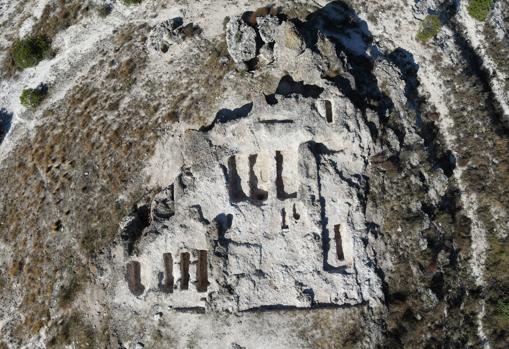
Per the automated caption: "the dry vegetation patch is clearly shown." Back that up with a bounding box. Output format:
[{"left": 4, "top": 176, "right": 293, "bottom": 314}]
[
  {"left": 0, "top": 25, "right": 236, "bottom": 344},
  {"left": 435, "top": 35, "right": 509, "bottom": 346}
]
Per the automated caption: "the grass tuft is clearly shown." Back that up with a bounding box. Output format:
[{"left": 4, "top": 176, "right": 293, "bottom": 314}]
[
  {"left": 121, "top": 0, "right": 142, "bottom": 6},
  {"left": 97, "top": 4, "right": 112, "bottom": 17}
]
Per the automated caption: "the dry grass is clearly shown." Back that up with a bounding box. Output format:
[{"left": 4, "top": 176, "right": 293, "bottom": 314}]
[
  {"left": 0, "top": 25, "right": 235, "bottom": 344},
  {"left": 46, "top": 311, "right": 97, "bottom": 349},
  {"left": 297, "top": 308, "right": 364, "bottom": 349},
  {"left": 32, "top": 0, "right": 91, "bottom": 40},
  {"left": 435, "top": 38, "right": 509, "bottom": 346}
]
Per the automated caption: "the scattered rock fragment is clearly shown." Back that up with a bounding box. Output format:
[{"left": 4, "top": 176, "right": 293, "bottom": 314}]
[
  {"left": 147, "top": 17, "right": 201, "bottom": 53},
  {"left": 0, "top": 108, "right": 13, "bottom": 144},
  {"left": 151, "top": 185, "right": 175, "bottom": 222}
]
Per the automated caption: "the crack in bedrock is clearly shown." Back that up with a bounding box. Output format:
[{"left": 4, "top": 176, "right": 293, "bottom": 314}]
[{"left": 240, "top": 301, "right": 368, "bottom": 313}]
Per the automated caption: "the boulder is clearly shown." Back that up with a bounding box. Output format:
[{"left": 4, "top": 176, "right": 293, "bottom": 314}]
[{"left": 225, "top": 16, "right": 257, "bottom": 63}]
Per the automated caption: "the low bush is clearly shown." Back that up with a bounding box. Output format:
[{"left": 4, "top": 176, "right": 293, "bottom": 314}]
[
  {"left": 498, "top": 300, "right": 509, "bottom": 319},
  {"left": 416, "top": 15, "right": 442, "bottom": 43},
  {"left": 468, "top": 0, "right": 494, "bottom": 21},
  {"left": 20, "top": 85, "right": 48, "bottom": 108},
  {"left": 97, "top": 4, "right": 112, "bottom": 17},
  {"left": 122, "top": 0, "right": 142, "bottom": 5},
  {"left": 11, "top": 35, "right": 51, "bottom": 69}
]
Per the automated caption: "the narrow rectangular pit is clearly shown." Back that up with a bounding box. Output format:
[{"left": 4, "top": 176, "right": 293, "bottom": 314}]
[
  {"left": 275, "top": 151, "right": 297, "bottom": 200},
  {"left": 180, "top": 252, "right": 190, "bottom": 290},
  {"left": 226, "top": 156, "right": 247, "bottom": 202},
  {"left": 334, "top": 225, "right": 345, "bottom": 261},
  {"left": 126, "top": 261, "right": 145, "bottom": 296},
  {"left": 281, "top": 208, "right": 289, "bottom": 230},
  {"left": 293, "top": 203, "right": 300, "bottom": 220},
  {"left": 324, "top": 100, "right": 333, "bottom": 123},
  {"left": 162, "top": 253, "right": 174, "bottom": 293},
  {"left": 196, "top": 250, "right": 208, "bottom": 292}
]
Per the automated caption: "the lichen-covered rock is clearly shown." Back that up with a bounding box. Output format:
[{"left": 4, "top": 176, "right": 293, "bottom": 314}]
[
  {"left": 257, "top": 15, "right": 279, "bottom": 43},
  {"left": 148, "top": 17, "right": 184, "bottom": 53},
  {"left": 225, "top": 16, "right": 257, "bottom": 63},
  {"left": 257, "top": 44, "right": 274, "bottom": 66}
]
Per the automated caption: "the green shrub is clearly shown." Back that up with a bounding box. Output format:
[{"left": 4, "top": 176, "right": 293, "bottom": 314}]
[
  {"left": 97, "top": 4, "right": 112, "bottom": 17},
  {"left": 468, "top": 0, "right": 494, "bottom": 21},
  {"left": 121, "top": 0, "right": 142, "bottom": 5},
  {"left": 498, "top": 300, "right": 509, "bottom": 319},
  {"left": 11, "top": 35, "right": 51, "bottom": 69},
  {"left": 20, "top": 86, "right": 47, "bottom": 108},
  {"left": 416, "top": 15, "right": 442, "bottom": 43}
]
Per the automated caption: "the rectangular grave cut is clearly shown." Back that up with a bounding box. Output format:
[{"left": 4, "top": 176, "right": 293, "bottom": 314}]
[
  {"left": 196, "top": 250, "right": 208, "bottom": 292},
  {"left": 162, "top": 253, "right": 174, "bottom": 293},
  {"left": 325, "top": 100, "right": 333, "bottom": 123},
  {"left": 126, "top": 261, "right": 145, "bottom": 296},
  {"left": 180, "top": 252, "right": 190, "bottom": 290},
  {"left": 334, "top": 224, "right": 345, "bottom": 261}
]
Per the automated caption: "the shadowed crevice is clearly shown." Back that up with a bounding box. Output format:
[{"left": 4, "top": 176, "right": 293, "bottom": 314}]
[
  {"left": 200, "top": 102, "right": 253, "bottom": 132},
  {"left": 0, "top": 108, "right": 13, "bottom": 145}
]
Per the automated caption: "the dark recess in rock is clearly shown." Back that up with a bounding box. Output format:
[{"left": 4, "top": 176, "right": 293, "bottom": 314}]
[
  {"left": 0, "top": 108, "right": 12, "bottom": 144},
  {"left": 120, "top": 204, "right": 151, "bottom": 256}
]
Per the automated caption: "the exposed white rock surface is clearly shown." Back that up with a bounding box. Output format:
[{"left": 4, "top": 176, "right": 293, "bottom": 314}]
[
  {"left": 115, "top": 94, "right": 381, "bottom": 311},
  {"left": 116, "top": 12, "right": 384, "bottom": 318}
]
